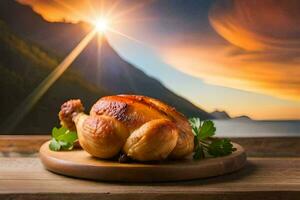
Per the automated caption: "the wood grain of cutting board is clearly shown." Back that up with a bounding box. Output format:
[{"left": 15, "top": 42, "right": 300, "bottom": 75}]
[{"left": 39, "top": 141, "right": 246, "bottom": 182}]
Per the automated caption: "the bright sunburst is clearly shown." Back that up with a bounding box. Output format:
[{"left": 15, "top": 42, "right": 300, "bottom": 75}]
[{"left": 94, "top": 18, "right": 109, "bottom": 33}]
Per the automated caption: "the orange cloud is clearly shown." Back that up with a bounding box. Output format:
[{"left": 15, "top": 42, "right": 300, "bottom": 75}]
[
  {"left": 162, "top": 43, "right": 300, "bottom": 101},
  {"left": 162, "top": 0, "right": 300, "bottom": 102},
  {"left": 18, "top": 0, "right": 85, "bottom": 23},
  {"left": 209, "top": 0, "right": 300, "bottom": 52},
  {"left": 17, "top": 0, "right": 123, "bottom": 23}
]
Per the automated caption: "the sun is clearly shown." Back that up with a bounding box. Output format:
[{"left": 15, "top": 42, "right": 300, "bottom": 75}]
[{"left": 94, "top": 18, "right": 109, "bottom": 33}]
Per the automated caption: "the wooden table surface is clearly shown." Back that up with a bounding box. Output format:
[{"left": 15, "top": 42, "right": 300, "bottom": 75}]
[
  {"left": 1, "top": 157, "right": 300, "bottom": 200},
  {"left": 1, "top": 135, "right": 300, "bottom": 200}
]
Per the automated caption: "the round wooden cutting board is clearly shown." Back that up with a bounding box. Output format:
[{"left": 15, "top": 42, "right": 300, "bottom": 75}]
[{"left": 40, "top": 141, "right": 246, "bottom": 182}]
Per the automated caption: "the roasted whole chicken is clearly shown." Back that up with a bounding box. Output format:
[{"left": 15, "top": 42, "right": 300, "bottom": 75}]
[{"left": 59, "top": 95, "right": 194, "bottom": 161}]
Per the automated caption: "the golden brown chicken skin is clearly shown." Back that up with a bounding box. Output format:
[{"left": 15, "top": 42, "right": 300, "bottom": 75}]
[{"left": 59, "top": 95, "right": 194, "bottom": 161}]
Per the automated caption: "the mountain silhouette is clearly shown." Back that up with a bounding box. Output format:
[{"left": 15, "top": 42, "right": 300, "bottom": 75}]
[{"left": 0, "top": 0, "right": 212, "bottom": 133}]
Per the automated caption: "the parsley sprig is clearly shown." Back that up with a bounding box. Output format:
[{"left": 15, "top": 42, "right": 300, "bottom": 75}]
[
  {"left": 189, "top": 118, "right": 236, "bottom": 159},
  {"left": 49, "top": 126, "right": 78, "bottom": 151}
]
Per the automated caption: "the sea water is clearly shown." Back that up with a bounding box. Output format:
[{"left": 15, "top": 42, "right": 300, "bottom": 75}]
[{"left": 214, "top": 119, "right": 300, "bottom": 137}]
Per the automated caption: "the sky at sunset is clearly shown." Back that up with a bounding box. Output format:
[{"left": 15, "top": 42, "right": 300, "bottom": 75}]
[{"left": 17, "top": 0, "right": 300, "bottom": 120}]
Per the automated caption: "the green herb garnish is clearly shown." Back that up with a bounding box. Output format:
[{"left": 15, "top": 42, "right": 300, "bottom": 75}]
[
  {"left": 49, "top": 126, "right": 78, "bottom": 151},
  {"left": 189, "top": 118, "right": 236, "bottom": 160}
]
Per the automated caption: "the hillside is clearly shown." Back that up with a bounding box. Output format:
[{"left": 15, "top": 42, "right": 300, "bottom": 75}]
[{"left": 0, "top": 20, "right": 110, "bottom": 133}]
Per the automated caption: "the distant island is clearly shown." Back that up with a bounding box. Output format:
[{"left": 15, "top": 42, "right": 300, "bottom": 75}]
[
  {"left": 211, "top": 110, "right": 252, "bottom": 120},
  {"left": 232, "top": 115, "right": 252, "bottom": 120}
]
